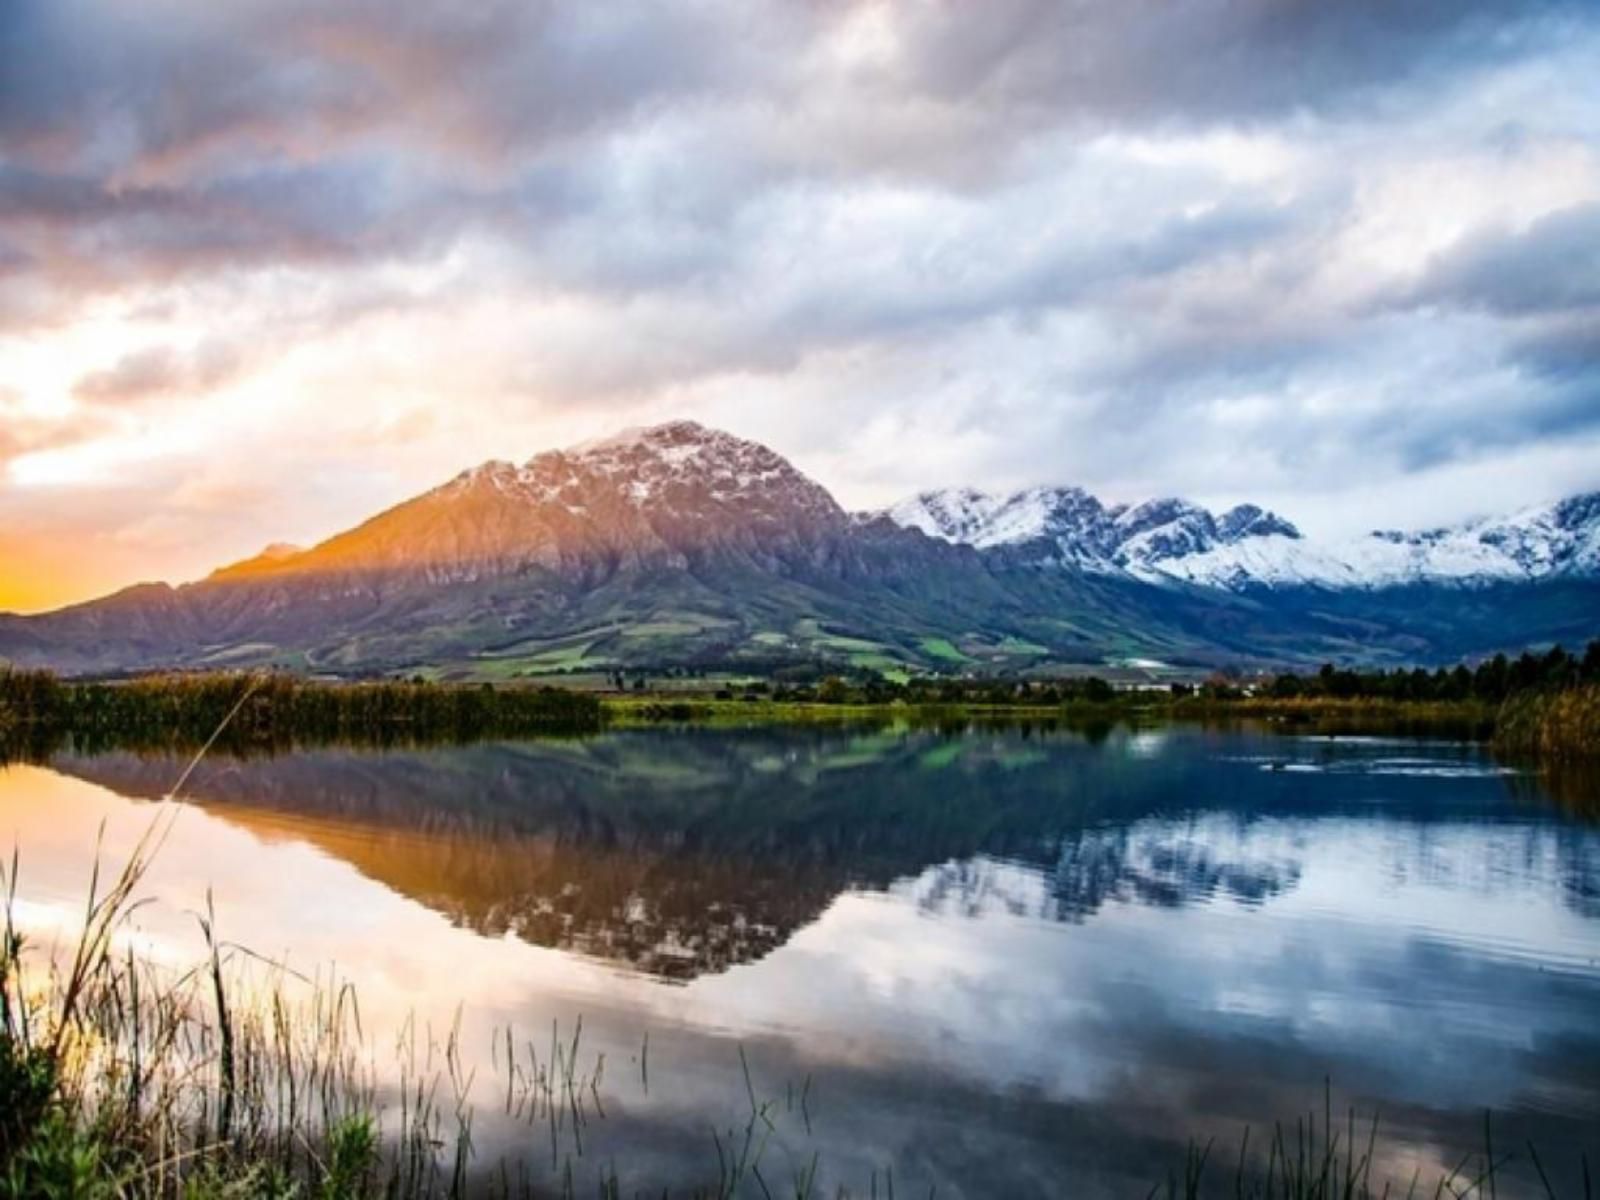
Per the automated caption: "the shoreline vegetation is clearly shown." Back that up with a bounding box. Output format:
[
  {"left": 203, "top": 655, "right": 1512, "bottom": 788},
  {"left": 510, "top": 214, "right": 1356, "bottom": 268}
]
[
  {"left": 0, "top": 673, "right": 605, "bottom": 760},
  {"left": 1, "top": 640, "right": 1596, "bottom": 761}
]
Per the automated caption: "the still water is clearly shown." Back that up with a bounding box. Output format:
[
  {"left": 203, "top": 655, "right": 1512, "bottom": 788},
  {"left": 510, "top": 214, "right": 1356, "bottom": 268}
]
[{"left": 3, "top": 724, "right": 1597, "bottom": 1196}]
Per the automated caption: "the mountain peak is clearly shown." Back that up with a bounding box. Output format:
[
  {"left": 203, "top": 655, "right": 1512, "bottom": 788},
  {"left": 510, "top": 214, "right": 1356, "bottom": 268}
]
[
  {"left": 885, "top": 485, "right": 1113, "bottom": 557},
  {"left": 883, "top": 478, "right": 1600, "bottom": 592},
  {"left": 564, "top": 419, "right": 715, "bottom": 457},
  {"left": 531, "top": 421, "right": 844, "bottom": 523},
  {"left": 213, "top": 421, "right": 848, "bottom": 583},
  {"left": 1218, "top": 504, "right": 1302, "bottom": 542}
]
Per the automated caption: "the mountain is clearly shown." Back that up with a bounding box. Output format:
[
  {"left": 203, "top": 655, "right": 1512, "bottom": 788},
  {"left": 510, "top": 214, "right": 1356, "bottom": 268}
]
[
  {"left": 888, "top": 487, "right": 1305, "bottom": 579},
  {"left": 887, "top": 486, "right": 1600, "bottom": 591},
  {"left": 211, "top": 422, "right": 850, "bottom": 585},
  {"left": 3, "top": 421, "right": 1598, "bottom": 677}
]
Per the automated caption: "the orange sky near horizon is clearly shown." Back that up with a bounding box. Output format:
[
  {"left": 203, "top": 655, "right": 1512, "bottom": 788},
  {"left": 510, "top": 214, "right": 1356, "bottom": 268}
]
[
  {"left": 0, "top": 530, "right": 146, "bottom": 615},
  {"left": 1, "top": 549, "right": 90, "bottom": 615}
]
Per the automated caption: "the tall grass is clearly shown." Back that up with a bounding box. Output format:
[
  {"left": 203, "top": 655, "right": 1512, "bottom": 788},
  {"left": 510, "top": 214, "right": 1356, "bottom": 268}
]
[
  {"left": 1495, "top": 684, "right": 1600, "bottom": 760},
  {"left": 1164, "top": 1086, "right": 1594, "bottom": 1200},
  {"left": 0, "top": 671, "right": 603, "bottom": 763},
  {"left": 0, "top": 842, "right": 848, "bottom": 1198},
  {"left": 0, "top": 833, "right": 637, "bottom": 1197}
]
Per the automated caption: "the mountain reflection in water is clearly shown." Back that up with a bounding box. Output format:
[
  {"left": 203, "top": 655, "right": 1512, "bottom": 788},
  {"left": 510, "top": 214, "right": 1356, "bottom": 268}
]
[
  {"left": 13, "top": 723, "right": 1598, "bottom": 1197},
  {"left": 54, "top": 726, "right": 1596, "bottom": 981}
]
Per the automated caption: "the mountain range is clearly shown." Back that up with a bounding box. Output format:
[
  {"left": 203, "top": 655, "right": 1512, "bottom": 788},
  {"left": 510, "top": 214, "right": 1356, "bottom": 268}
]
[
  {"left": 3, "top": 421, "right": 1598, "bottom": 678},
  {"left": 887, "top": 486, "right": 1600, "bottom": 590}
]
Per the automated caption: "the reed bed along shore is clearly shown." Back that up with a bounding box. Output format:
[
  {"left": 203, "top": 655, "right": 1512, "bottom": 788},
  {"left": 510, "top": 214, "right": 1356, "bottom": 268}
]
[
  {"left": 0, "top": 820, "right": 817, "bottom": 1200},
  {"left": 0, "top": 672, "right": 603, "bottom": 761},
  {"left": 1494, "top": 684, "right": 1600, "bottom": 761}
]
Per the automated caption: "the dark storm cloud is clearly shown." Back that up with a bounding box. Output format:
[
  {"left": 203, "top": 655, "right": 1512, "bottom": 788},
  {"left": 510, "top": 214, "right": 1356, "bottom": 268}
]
[
  {"left": 0, "top": 0, "right": 747, "bottom": 316},
  {"left": 4, "top": 0, "right": 1569, "bottom": 178},
  {"left": 1515, "top": 320, "right": 1600, "bottom": 381},
  {"left": 1394, "top": 203, "right": 1600, "bottom": 415},
  {"left": 0, "top": 0, "right": 733, "bottom": 177}
]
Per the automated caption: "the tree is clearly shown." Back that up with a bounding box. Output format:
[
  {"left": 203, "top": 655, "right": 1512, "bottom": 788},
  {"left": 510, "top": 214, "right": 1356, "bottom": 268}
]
[
  {"left": 1082, "top": 677, "right": 1115, "bottom": 703},
  {"left": 816, "top": 677, "right": 851, "bottom": 704}
]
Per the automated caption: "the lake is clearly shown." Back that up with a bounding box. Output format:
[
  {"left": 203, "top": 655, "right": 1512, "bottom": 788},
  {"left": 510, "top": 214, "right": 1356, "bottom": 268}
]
[{"left": 2, "top": 722, "right": 1597, "bottom": 1197}]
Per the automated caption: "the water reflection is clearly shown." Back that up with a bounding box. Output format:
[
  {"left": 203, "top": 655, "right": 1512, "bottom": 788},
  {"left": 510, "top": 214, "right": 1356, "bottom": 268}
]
[
  {"left": 4, "top": 724, "right": 1598, "bottom": 1197},
  {"left": 52, "top": 728, "right": 1598, "bottom": 982}
]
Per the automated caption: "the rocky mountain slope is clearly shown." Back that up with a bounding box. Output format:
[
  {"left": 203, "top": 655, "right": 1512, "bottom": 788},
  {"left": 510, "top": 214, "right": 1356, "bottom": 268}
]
[
  {"left": 214, "top": 422, "right": 850, "bottom": 586},
  {"left": 3, "top": 422, "right": 1598, "bottom": 677}
]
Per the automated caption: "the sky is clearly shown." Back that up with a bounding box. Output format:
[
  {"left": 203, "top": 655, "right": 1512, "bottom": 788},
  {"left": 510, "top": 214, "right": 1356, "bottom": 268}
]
[{"left": 2, "top": 0, "right": 1599, "bottom": 613}]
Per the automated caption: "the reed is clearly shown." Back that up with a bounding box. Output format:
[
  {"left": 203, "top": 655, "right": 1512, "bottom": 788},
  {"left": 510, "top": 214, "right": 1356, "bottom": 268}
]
[
  {"left": 0, "top": 670, "right": 603, "bottom": 762},
  {"left": 1494, "top": 684, "right": 1600, "bottom": 760},
  {"left": 0, "top": 837, "right": 635, "bottom": 1198},
  {"left": 1168, "top": 1090, "right": 1594, "bottom": 1200}
]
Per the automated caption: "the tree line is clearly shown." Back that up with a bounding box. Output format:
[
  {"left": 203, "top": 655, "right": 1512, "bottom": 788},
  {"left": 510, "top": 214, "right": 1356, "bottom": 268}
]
[
  {"left": 699, "top": 642, "right": 1600, "bottom": 709},
  {"left": 1252, "top": 641, "right": 1600, "bottom": 704}
]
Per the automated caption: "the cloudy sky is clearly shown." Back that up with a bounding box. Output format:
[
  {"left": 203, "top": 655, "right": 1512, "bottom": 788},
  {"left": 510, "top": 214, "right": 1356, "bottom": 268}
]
[{"left": 2, "top": 0, "right": 1598, "bottom": 612}]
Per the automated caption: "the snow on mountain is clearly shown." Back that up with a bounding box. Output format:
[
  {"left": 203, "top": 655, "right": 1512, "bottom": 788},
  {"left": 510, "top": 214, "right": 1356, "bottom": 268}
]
[
  {"left": 886, "top": 486, "right": 1115, "bottom": 565},
  {"left": 1164, "top": 493, "right": 1600, "bottom": 589},
  {"left": 216, "top": 421, "right": 850, "bottom": 583},
  {"left": 440, "top": 420, "right": 844, "bottom": 526},
  {"left": 883, "top": 486, "right": 1600, "bottom": 591},
  {"left": 1108, "top": 497, "right": 1299, "bottom": 574},
  {"left": 887, "top": 487, "right": 1303, "bottom": 579}
]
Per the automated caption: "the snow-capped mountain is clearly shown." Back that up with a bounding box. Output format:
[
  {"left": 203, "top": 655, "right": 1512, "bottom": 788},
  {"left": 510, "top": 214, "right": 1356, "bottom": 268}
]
[
  {"left": 886, "top": 488, "right": 1305, "bottom": 580},
  {"left": 886, "top": 486, "right": 1122, "bottom": 566},
  {"left": 885, "top": 487, "right": 1600, "bottom": 591},
  {"left": 213, "top": 421, "right": 847, "bottom": 583}
]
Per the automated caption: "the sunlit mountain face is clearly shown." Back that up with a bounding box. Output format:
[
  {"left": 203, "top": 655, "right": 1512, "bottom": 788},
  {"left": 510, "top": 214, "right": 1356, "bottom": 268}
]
[
  {"left": 212, "top": 423, "right": 850, "bottom": 583},
  {"left": 2, "top": 422, "right": 1599, "bottom": 676}
]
